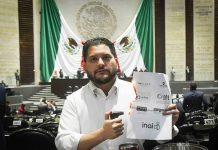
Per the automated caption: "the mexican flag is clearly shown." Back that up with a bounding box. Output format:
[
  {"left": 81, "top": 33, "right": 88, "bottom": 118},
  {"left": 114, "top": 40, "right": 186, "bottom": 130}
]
[{"left": 40, "top": 0, "right": 153, "bottom": 82}]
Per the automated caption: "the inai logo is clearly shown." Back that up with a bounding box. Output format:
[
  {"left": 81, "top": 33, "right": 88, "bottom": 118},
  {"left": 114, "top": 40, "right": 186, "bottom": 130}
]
[{"left": 142, "top": 122, "right": 160, "bottom": 130}]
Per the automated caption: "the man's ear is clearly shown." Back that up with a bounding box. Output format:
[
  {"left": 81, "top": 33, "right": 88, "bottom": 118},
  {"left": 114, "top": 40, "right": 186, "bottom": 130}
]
[
  {"left": 115, "top": 57, "right": 118, "bottom": 64},
  {"left": 83, "top": 63, "right": 87, "bottom": 73},
  {"left": 114, "top": 57, "right": 120, "bottom": 71}
]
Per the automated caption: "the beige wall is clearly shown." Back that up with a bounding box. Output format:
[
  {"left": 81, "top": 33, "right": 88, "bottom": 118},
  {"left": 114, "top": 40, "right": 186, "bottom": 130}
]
[
  {"left": 165, "top": 0, "right": 186, "bottom": 81},
  {"left": 0, "top": 0, "right": 216, "bottom": 85},
  {"left": 33, "top": 0, "right": 41, "bottom": 85},
  {"left": 0, "top": 0, "right": 19, "bottom": 86}
]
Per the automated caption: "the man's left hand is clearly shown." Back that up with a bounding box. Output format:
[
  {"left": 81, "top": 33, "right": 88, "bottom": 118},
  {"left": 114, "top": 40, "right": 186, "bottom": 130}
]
[{"left": 162, "top": 104, "right": 179, "bottom": 126}]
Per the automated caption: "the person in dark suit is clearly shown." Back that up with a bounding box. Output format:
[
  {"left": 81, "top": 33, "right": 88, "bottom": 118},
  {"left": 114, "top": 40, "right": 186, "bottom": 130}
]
[
  {"left": 0, "top": 85, "right": 6, "bottom": 150},
  {"left": 0, "top": 85, "right": 6, "bottom": 116},
  {"left": 77, "top": 68, "right": 84, "bottom": 79},
  {"left": 59, "top": 69, "right": 64, "bottom": 79},
  {"left": 186, "top": 66, "right": 191, "bottom": 81},
  {"left": 183, "top": 82, "right": 208, "bottom": 113},
  {"left": 213, "top": 92, "right": 218, "bottom": 115}
]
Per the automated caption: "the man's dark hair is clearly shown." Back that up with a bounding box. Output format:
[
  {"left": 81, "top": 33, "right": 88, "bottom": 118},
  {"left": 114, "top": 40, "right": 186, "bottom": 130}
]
[
  {"left": 82, "top": 37, "right": 116, "bottom": 62},
  {"left": 190, "top": 82, "right": 197, "bottom": 91}
]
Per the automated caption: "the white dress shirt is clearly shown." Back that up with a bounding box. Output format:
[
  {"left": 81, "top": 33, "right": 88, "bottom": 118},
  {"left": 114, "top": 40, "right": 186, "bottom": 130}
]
[{"left": 55, "top": 78, "right": 178, "bottom": 150}]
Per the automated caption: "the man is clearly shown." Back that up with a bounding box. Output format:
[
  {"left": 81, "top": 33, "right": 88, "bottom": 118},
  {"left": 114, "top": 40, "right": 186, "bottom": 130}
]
[
  {"left": 170, "top": 67, "right": 175, "bottom": 81},
  {"left": 0, "top": 80, "right": 7, "bottom": 87},
  {"left": 14, "top": 69, "right": 20, "bottom": 86},
  {"left": 47, "top": 99, "right": 57, "bottom": 112},
  {"left": 38, "top": 97, "right": 49, "bottom": 114},
  {"left": 59, "top": 69, "right": 64, "bottom": 79},
  {"left": 186, "top": 66, "right": 191, "bottom": 81},
  {"left": 55, "top": 37, "right": 179, "bottom": 150},
  {"left": 183, "top": 82, "right": 208, "bottom": 113},
  {"left": 77, "top": 67, "right": 84, "bottom": 79},
  {"left": 0, "top": 84, "right": 6, "bottom": 119}
]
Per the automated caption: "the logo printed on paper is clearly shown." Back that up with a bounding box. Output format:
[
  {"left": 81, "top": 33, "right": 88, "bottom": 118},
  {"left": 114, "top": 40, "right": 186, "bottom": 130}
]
[
  {"left": 157, "top": 94, "right": 170, "bottom": 101},
  {"left": 142, "top": 122, "right": 160, "bottom": 130},
  {"left": 137, "top": 82, "right": 151, "bottom": 86},
  {"left": 136, "top": 106, "right": 147, "bottom": 111},
  {"left": 160, "top": 82, "right": 167, "bottom": 88},
  {"left": 136, "top": 95, "right": 149, "bottom": 99}
]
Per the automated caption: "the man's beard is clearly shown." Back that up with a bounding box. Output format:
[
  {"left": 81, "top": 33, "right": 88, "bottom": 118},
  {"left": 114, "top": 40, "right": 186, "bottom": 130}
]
[{"left": 87, "top": 68, "right": 117, "bottom": 85}]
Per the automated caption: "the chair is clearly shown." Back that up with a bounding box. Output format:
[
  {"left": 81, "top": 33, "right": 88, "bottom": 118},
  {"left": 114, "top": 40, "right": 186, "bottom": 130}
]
[
  {"left": 209, "top": 125, "right": 218, "bottom": 150},
  {"left": 37, "top": 122, "right": 59, "bottom": 136},
  {"left": 3, "top": 116, "right": 29, "bottom": 132},
  {"left": 0, "top": 119, "right": 6, "bottom": 150},
  {"left": 7, "top": 128, "right": 57, "bottom": 150}
]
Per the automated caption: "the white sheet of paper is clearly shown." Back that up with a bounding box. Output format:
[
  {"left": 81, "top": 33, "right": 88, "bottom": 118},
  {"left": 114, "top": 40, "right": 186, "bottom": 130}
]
[{"left": 127, "top": 72, "right": 172, "bottom": 140}]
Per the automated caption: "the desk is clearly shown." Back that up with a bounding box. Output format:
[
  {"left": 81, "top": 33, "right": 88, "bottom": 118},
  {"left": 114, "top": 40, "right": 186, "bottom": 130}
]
[
  {"left": 51, "top": 78, "right": 132, "bottom": 99},
  {"left": 51, "top": 78, "right": 89, "bottom": 99}
]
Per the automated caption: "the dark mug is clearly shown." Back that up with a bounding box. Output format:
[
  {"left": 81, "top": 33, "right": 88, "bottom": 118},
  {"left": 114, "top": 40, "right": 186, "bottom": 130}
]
[
  {"left": 119, "top": 143, "right": 140, "bottom": 150},
  {"left": 110, "top": 111, "right": 124, "bottom": 119}
]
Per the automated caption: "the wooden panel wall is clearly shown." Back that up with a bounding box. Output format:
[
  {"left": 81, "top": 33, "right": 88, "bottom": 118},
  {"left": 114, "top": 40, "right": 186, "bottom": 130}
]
[
  {"left": 18, "top": 0, "right": 34, "bottom": 84},
  {"left": 185, "top": 0, "right": 194, "bottom": 80},
  {"left": 215, "top": 0, "right": 218, "bottom": 80},
  {"left": 155, "top": 0, "right": 165, "bottom": 73}
]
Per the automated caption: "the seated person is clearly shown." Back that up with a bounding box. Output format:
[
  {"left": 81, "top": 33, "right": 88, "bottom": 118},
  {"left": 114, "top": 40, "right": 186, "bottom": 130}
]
[
  {"left": 183, "top": 82, "right": 208, "bottom": 113},
  {"left": 52, "top": 70, "right": 58, "bottom": 79},
  {"left": 38, "top": 97, "right": 49, "bottom": 114},
  {"left": 17, "top": 104, "right": 26, "bottom": 115},
  {"left": 47, "top": 99, "right": 57, "bottom": 112}
]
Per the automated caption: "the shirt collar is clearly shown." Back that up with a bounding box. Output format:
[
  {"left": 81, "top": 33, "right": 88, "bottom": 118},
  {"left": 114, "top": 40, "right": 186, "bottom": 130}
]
[{"left": 88, "top": 77, "right": 120, "bottom": 96}]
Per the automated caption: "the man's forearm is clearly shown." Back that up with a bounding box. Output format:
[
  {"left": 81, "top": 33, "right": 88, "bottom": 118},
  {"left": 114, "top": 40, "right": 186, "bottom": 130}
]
[{"left": 77, "top": 128, "right": 106, "bottom": 150}]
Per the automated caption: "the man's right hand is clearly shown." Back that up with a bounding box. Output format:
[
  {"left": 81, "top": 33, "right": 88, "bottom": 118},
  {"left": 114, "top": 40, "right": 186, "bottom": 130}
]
[
  {"left": 77, "top": 112, "right": 124, "bottom": 150},
  {"left": 101, "top": 112, "right": 124, "bottom": 140}
]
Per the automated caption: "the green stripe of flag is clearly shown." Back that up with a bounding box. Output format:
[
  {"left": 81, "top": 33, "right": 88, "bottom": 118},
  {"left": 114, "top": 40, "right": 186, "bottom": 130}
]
[
  {"left": 40, "top": 0, "right": 61, "bottom": 82},
  {"left": 136, "top": 0, "right": 153, "bottom": 71}
]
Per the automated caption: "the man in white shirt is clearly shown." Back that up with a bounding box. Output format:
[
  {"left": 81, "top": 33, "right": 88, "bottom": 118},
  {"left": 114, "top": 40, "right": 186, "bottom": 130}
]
[{"left": 55, "top": 37, "right": 179, "bottom": 150}]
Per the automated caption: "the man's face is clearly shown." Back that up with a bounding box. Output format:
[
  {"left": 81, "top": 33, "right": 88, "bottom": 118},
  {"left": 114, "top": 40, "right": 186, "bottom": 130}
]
[{"left": 84, "top": 44, "right": 118, "bottom": 84}]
